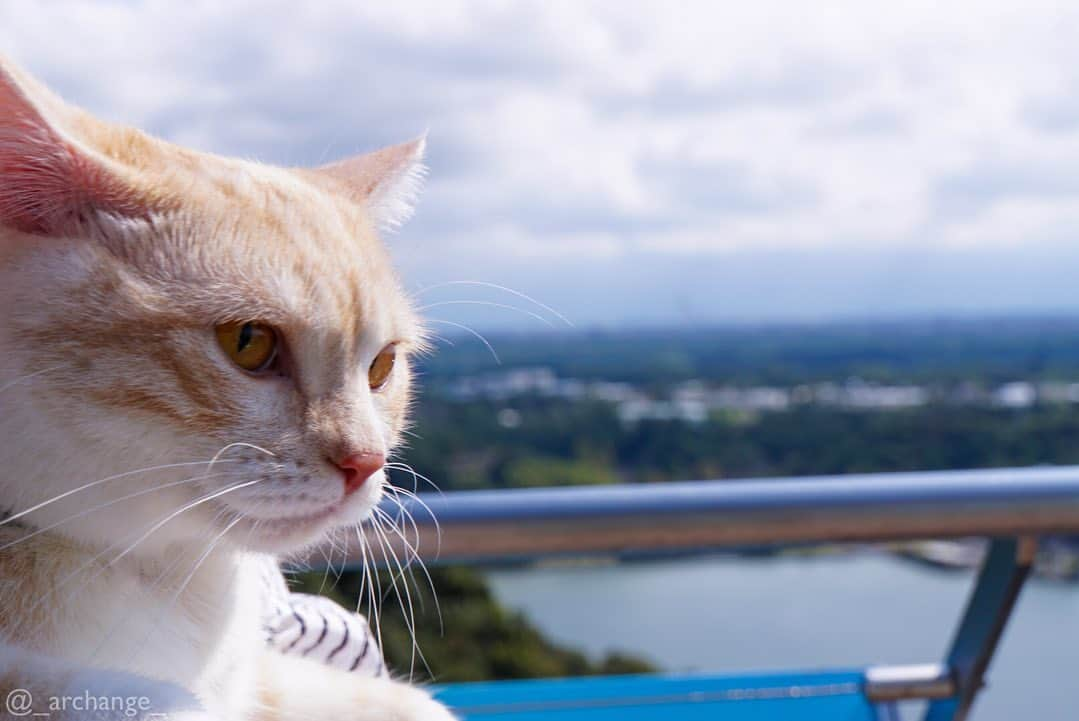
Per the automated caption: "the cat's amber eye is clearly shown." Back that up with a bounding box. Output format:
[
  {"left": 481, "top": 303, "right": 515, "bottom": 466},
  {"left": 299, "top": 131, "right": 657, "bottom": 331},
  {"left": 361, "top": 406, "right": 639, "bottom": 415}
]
[
  {"left": 215, "top": 321, "right": 278, "bottom": 372},
  {"left": 368, "top": 344, "right": 397, "bottom": 390}
]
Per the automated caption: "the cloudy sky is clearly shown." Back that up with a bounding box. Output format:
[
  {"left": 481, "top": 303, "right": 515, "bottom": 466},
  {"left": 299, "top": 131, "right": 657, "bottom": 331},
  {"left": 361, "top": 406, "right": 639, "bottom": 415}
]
[{"left": 4, "top": 1, "right": 1079, "bottom": 329}]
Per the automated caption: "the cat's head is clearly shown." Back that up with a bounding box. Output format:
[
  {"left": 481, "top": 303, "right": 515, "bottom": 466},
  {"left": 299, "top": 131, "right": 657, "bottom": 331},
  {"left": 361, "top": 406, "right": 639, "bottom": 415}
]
[{"left": 0, "top": 57, "right": 427, "bottom": 556}]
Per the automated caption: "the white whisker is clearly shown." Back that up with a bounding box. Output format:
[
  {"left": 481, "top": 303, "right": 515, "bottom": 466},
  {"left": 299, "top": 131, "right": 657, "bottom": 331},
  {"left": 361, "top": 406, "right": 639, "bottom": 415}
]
[
  {"left": 317, "top": 528, "right": 346, "bottom": 596},
  {"left": 106, "top": 478, "right": 263, "bottom": 568},
  {"left": 356, "top": 524, "right": 385, "bottom": 667},
  {"left": 385, "top": 461, "right": 444, "bottom": 495},
  {"left": 382, "top": 482, "right": 443, "bottom": 558},
  {"left": 372, "top": 513, "right": 429, "bottom": 680},
  {"left": 162, "top": 514, "right": 246, "bottom": 612},
  {"left": 374, "top": 504, "right": 442, "bottom": 635},
  {"left": 428, "top": 333, "right": 456, "bottom": 347},
  {"left": 380, "top": 488, "right": 423, "bottom": 551},
  {"left": 413, "top": 280, "right": 573, "bottom": 327},
  {"left": 425, "top": 319, "right": 500, "bottom": 364},
  {"left": 0, "top": 460, "right": 242, "bottom": 529},
  {"left": 0, "top": 471, "right": 233, "bottom": 553},
  {"left": 314, "top": 542, "right": 334, "bottom": 595},
  {"left": 418, "top": 300, "right": 555, "bottom": 327},
  {"left": 0, "top": 365, "right": 65, "bottom": 395},
  {"left": 355, "top": 529, "right": 369, "bottom": 615},
  {"left": 207, "top": 441, "right": 276, "bottom": 469}
]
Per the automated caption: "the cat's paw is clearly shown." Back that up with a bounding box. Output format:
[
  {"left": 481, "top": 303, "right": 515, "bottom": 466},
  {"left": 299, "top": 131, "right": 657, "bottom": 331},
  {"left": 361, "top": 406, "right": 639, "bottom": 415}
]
[
  {"left": 382, "top": 684, "right": 457, "bottom": 721},
  {"left": 261, "top": 652, "right": 457, "bottom": 720},
  {"left": 164, "top": 713, "right": 222, "bottom": 721}
]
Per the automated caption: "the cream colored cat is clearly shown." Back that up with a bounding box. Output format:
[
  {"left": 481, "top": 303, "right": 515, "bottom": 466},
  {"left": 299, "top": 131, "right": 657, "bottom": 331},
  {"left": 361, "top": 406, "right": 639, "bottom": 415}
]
[{"left": 0, "top": 56, "right": 454, "bottom": 720}]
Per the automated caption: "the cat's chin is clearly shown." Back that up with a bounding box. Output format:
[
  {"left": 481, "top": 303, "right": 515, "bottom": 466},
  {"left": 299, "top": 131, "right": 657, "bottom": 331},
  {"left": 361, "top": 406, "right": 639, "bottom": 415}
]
[
  {"left": 238, "top": 505, "right": 345, "bottom": 552},
  {"left": 227, "top": 492, "right": 381, "bottom": 554}
]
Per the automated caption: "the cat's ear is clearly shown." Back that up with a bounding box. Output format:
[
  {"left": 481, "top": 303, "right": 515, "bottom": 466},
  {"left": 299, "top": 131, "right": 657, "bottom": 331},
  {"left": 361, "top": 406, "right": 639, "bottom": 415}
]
[
  {"left": 314, "top": 137, "right": 427, "bottom": 231},
  {"left": 0, "top": 57, "right": 154, "bottom": 235}
]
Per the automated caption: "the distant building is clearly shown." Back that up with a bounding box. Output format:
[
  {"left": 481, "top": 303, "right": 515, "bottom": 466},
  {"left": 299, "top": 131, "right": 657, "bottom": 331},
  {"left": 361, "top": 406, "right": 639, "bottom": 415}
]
[
  {"left": 442, "top": 367, "right": 1061, "bottom": 419},
  {"left": 994, "top": 382, "right": 1036, "bottom": 408}
]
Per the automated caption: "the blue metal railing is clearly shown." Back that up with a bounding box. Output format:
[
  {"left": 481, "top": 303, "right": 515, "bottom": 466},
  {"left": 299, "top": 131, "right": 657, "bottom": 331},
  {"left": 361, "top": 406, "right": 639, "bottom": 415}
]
[
  {"left": 362, "top": 465, "right": 1079, "bottom": 563},
  {"left": 311, "top": 465, "right": 1079, "bottom": 720}
]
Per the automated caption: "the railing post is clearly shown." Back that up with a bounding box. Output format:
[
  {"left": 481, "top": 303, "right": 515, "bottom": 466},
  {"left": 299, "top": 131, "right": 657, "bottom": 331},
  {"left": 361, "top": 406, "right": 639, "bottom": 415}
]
[{"left": 923, "top": 537, "right": 1036, "bottom": 721}]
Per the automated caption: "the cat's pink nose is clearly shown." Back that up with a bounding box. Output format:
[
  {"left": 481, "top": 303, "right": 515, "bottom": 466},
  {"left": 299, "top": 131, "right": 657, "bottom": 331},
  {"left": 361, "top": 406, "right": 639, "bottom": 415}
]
[{"left": 335, "top": 452, "right": 385, "bottom": 496}]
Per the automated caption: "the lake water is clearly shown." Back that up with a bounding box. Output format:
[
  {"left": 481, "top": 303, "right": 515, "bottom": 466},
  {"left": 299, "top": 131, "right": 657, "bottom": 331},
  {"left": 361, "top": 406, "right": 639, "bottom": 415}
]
[{"left": 485, "top": 551, "right": 1079, "bottom": 720}]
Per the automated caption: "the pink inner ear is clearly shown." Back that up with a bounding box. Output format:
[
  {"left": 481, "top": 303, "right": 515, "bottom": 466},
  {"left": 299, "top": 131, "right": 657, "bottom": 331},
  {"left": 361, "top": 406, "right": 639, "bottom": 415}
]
[
  {"left": 317, "top": 138, "right": 425, "bottom": 200},
  {"left": 0, "top": 64, "right": 145, "bottom": 235},
  {"left": 312, "top": 137, "right": 426, "bottom": 230}
]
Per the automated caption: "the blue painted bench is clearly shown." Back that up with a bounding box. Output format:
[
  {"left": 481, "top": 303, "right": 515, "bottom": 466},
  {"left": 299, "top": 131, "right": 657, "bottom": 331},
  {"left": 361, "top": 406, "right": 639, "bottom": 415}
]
[{"left": 435, "top": 670, "right": 879, "bottom": 720}]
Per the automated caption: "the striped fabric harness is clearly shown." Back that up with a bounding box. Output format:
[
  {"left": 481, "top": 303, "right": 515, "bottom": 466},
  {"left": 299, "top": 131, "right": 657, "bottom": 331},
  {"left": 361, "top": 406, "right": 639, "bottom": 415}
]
[{"left": 261, "top": 561, "right": 387, "bottom": 677}]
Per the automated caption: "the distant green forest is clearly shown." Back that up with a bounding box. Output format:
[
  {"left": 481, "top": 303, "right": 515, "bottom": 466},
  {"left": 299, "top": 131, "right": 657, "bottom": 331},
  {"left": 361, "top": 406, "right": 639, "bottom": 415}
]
[
  {"left": 402, "top": 319, "right": 1079, "bottom": 490},
  {"left": 416, "top": 317, "right": 1079, "bottom": 385},
  {"left": 404, "top": 400, "right": 1079, "bottom": 489}
]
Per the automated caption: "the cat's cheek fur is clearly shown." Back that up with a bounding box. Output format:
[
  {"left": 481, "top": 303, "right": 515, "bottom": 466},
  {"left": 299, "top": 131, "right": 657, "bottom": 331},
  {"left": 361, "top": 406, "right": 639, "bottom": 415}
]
[{"left": 0, "top": 366, "right": 208, "bottom": 553}]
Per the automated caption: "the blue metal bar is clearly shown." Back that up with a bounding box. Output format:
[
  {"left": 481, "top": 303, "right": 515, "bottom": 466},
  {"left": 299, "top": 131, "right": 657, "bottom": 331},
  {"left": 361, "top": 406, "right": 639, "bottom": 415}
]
[
  {"left": 353, "top": 465, "right": 1079, "bottom": 564},
  {"left": 924, "top": 537, "right": 1035, "bottom": 721},
  {"left": 400, "top": 466, "right": 1079, "bottom": 525}
]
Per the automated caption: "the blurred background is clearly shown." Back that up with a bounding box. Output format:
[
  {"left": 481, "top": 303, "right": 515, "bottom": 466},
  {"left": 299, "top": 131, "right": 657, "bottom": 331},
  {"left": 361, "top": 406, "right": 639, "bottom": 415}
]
[{"left": 5, "top": 2, "right": 1079, "bottom": 719}]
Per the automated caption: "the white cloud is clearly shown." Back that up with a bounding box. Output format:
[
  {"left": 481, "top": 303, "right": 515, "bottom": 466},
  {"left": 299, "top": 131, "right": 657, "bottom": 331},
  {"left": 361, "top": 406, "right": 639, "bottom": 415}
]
[{"left": 4, "top": 0, "right": 1079, "bottom": 324}]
